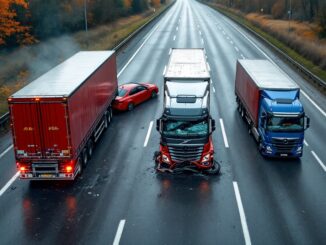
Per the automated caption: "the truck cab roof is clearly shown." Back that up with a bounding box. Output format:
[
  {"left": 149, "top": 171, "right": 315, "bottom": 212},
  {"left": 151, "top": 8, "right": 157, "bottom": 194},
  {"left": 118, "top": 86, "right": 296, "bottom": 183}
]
[
  {"left": 164, "top": 81, "right": 209, "bottom": 119},
  {"left": 164, "top": 49, "right": 210, "bottom": 80},
  {"left": 262, "top": 90, "right": 303, "bottom": 115}
]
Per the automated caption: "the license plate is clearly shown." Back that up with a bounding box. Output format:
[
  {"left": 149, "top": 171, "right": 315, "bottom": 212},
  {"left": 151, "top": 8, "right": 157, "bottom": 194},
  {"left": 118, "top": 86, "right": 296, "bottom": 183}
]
[
  {"left": 280, "top": 154, "right": 288, "bottom": 157},
  {"left": 39, "top": 174, "right": 55, "bottom": 178}
]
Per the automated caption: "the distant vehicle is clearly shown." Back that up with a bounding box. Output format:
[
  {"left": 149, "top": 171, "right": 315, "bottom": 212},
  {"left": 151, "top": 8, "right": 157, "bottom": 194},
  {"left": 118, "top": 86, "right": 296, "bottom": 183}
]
[
  {"left": 155, "top": 48, "right": 219, "bottom": 174},
  {"left": 112, "top": 83, "right": 158, "bottom": 111},
  {"left": 8, "top": 51, "right": 118, "bottom": 180},
  {"left": 235, "top": 59, "right": 310, "bottom": 158}
]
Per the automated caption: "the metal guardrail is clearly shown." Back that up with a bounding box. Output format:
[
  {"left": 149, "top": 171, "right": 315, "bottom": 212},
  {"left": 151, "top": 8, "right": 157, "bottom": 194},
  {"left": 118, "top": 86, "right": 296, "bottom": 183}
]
[
  {"left": 0, "top": 112, "right": 9, "bottom": 128},
  {"left": 205, "top": 3, "right": 326, "bottom": 90},
  {"left": 0, "top": 2, "right": 175, "bottom": 129}
]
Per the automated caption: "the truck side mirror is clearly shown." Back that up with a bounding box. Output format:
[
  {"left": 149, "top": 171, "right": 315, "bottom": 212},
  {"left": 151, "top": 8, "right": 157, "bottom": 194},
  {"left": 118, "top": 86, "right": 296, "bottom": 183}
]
[
  {"left": 156, "top": 119, "right": 162, "bottom": 133},
  {"left": 212, "top": 119, "right": 216, "bottom": 132},
  {"left": 305, "top": 116, "right": 310, "bottom": 130}
]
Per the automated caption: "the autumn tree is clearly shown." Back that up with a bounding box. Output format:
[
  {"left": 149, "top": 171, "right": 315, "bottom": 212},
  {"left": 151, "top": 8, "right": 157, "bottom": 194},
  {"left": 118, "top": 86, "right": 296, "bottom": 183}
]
[{"left": 0, "top": 0, "right": 34, "bottom": 45}]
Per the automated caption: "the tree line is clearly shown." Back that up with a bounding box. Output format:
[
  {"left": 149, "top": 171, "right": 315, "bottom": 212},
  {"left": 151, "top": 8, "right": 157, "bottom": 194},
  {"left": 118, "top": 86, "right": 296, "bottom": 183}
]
[
  {"left": 205, "top": 0, "right": 326, "bottom": 32},
  {"left": 0, "top": 0, "right": 167, "bottom": 48}
]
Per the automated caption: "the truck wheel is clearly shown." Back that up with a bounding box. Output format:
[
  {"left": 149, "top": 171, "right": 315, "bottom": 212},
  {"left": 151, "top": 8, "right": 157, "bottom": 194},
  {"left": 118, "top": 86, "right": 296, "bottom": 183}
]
[
  {"left": 128, "top": 103, "right": 134, "bottom": 111},
  {"left": 241, "top": 107, "right": 245, "bottom": 118},
  {"left": 76, "top": 158, "right": 83, "bottom": 176},
  {"left": 104, "top": 114, "right": 109, "bottom": 129},
  {"left": 87, "top": 139, "right": 94, "bottom": 158},
  {"left": 204, "top": 160, "right": 221, "bottom": 175},
  {"left": 82, "top": 148, "right": 88, "bottom": 167}
]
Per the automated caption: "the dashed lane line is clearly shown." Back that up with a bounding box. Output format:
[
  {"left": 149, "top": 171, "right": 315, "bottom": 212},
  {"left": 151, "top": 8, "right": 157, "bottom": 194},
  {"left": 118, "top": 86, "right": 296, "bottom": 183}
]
[
  {"left": 113, "top": 219, "right": 126, "bottom": 245},
  {"left": 0, "top": 172, "right": 19, "bottom": 197},
  {"left": 219, "top": 118, "right": 229, "bottom": 148},
  {"left": 233, "top": 182, "right": 252, "bottom": 245},
  {"left": 311, "top": 151, "right": 326, "bottom": 172},
  {"left": 0, "top": 145, "right": 13, "bottom": 159},
  {"left": 144, "top": 121, "right": 154, "bottom": 147}
]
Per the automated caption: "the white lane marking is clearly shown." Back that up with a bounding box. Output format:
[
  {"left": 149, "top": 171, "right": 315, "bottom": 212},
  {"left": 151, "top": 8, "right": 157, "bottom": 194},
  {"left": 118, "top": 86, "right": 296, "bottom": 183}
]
[
  {"left": 169, "top": 48, "right": 172, "bottom": 55},
  {"left": 199, "top": 31, "right": 202, "bottom": 36},
  {"left": 230, "top": 40, "right": 233, "bottom": 44},
  {"left": 113, "top": 219, "right": 126, "bottom": 245},
  {"left": 212, "top": 87, "right": 216, "bottom": 93},
  {"left": 173, "top": 35, "right": 176, "bottom": 41},
  {"left": 144, "top": 121, "right": 154, "bottom": 147},
  {"left": 0, "top": 172, "right": 19, "bottom": 197},
  {"left": 235, "top": 47, "right": 239, "bottom": 52},
  {"left": 304, "top": 140, "right": 309, "bottom": 146},
  {"left": 233, "top": 182, "right": 252, "bottom": 245},
  {"left": 219, "top": 118, "right": 229, "bottom": 148},
  {"left": 117, "top": 21, "right": 161, "bottom": 77},
  {"left": 0, "top": 145, "right": 13, "bottom": 159},
  {"left": 162, "top": 66, "right": 167, "bottom": 76},
  {"left": 222, "top": 31, "right": 226, "bottom": 35},
  {"left": 226, "top": 36, "right": 229, "bottom": 40},
  {"left": 241, "top": 54, "right": 246, "bottom": 59},
  {"left": 210, "top": 80, "right": 213, "bottom": 84},
  {"left": 224, "top": 19, "right": 326, "bottom": 117},
  {"left": 176, "top": 26, "right": 179, "bottom": 31},
  {"left": 301, "top": 91, "right": 326, "bottom": 118},
  {"left": 311, "top": 151, "right": 326, "bottom": 172},
  {"left": 201, "top": 38, "right": 204, "bottom": 44}
]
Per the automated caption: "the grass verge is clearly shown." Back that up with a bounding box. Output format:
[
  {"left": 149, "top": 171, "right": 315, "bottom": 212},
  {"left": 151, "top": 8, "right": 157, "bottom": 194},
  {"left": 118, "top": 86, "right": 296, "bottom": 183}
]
[{"left": 204, "top": 3, "right": 326, "bottom": 84}]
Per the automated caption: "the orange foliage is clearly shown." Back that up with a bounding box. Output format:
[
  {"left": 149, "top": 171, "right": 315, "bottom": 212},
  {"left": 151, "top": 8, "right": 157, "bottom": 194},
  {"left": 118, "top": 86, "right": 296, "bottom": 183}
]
[
  {"left": 124, "top": 0, "right": 132, "bottom": 9},
  {"left": 151, "top": 0, "right": 161, "bottom": 8},
  {"left": 0, "top": 0, "right": 34, "bottom": 45}
]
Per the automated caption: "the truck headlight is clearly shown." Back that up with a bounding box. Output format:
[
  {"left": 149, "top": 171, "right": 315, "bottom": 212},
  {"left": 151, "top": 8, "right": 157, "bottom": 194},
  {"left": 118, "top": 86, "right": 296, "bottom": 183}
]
[
  {"left": 202, "top": 154, "right": 210, "bottom": 163},
  {"left": 266, "top": 146, "right": 272, "bottom": 152},
  {"left": 296, "top": 146, "right": 302, "bottom": 152},
  {"left": 162, "top": 154, "right": 170, "bottom": 163}
]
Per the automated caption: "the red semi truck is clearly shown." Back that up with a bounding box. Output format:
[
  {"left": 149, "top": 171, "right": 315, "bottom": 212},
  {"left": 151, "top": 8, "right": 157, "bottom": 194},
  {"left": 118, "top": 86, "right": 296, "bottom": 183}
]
[{"left": 8, "top": 51, "right": 118, "bottom": 180}]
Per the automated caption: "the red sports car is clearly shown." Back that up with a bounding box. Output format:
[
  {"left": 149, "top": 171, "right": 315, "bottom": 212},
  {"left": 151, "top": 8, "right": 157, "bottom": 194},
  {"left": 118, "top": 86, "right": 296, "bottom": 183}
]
[{"left": 112, "top": 82, "right": 159, "bottom": 111}]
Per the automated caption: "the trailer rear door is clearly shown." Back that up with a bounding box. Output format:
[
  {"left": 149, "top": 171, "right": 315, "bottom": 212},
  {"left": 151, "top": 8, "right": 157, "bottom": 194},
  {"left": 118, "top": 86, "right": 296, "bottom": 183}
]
[
  {"left": 10, "top": 102, "right": 42, "bottom": 158},
  {"left": 39, "top": 102, "right": 70, "bottom": 157}
]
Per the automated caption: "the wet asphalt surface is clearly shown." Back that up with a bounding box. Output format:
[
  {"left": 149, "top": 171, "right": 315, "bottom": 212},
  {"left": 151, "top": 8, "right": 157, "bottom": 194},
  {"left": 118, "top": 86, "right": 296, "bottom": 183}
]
[{"left": 0, "top": 0, "right": 326, "bottom": 244}]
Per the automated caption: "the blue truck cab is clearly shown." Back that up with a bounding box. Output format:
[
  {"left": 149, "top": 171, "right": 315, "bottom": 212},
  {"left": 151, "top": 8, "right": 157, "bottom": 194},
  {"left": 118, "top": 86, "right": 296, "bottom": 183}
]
[
  {"left": 235, "top": 59, "right": 310, "bottom": 158},
  {"left": 258, "top": 89, "right": 309, "bottom": 157}
]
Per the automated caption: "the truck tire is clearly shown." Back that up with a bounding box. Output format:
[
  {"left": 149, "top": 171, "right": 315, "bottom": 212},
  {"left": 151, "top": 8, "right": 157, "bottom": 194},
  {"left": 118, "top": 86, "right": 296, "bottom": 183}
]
[
  {"left": 128, "top": 102, "right": 134, "bottom": 111},
  {"left": 76, "top": 158, "right": 83, "bottom": 176},
  {"left": 82, "top": 148, "right": 88, "bottom": 167},
  {"left": 204, "top": 160, "right": 221, "bottom": 175},
  {"left": 106, "top": 108, "right": 112, "bottom": 125},
  {"left": 87, "top": 139, "right": 94, "bottom": 158}
]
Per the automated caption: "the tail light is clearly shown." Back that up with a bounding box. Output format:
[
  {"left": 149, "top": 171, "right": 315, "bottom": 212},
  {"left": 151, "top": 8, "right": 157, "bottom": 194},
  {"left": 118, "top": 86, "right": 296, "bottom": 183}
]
[{"left": 66, "top": 166, "right": 73, "bottom": 173}]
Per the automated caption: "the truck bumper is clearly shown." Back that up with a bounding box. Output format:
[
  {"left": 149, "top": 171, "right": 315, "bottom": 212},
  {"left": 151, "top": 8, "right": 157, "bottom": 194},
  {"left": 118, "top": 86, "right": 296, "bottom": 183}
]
[{"left": 260, "top": 143, "right": 303, "bottom": 158}]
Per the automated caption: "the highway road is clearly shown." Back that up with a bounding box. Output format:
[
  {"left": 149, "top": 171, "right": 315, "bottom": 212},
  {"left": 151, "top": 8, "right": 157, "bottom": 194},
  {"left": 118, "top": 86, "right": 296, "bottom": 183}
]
[{"left": 0, "top": 0, "right": 325, "bottom": 244}]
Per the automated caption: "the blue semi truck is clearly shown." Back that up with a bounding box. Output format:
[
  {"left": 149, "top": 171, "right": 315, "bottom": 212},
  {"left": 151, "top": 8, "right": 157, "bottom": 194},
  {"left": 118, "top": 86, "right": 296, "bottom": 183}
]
[{"left": 235, "top": 59, "right": 310, "bottom": 158}]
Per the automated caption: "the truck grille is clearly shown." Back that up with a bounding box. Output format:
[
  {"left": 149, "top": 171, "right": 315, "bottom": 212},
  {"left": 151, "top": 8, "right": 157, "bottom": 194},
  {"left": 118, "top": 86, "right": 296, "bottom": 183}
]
[
  {"left": 271, "top": 138, "right": 300, "bottom": 153},
  {"left": 168, "top": 145, "right": 203, "bottom": 162}
]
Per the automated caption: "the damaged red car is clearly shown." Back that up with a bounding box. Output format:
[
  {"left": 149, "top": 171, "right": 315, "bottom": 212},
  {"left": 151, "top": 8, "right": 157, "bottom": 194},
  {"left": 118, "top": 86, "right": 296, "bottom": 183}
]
[{"left": 112, "top": 83, "right": 159, "bottom": 111}]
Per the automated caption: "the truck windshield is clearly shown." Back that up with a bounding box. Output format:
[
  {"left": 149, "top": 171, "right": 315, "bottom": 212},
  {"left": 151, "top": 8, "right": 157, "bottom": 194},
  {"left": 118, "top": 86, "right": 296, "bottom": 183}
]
[
  {"left": 162, "top": 119, "right": 208, "bottom": 137},
  {"left": 267, "top": 116, "right": 304, "bottom": 132}
]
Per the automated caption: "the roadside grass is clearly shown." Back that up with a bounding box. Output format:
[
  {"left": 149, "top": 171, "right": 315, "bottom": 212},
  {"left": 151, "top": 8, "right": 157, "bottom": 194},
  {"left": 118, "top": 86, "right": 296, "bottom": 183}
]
[
  {"left": 205, "top": 3, "right": 326, "bottom": 83},
  {"left": 0, "top": 4, "right": 170, "bottom": 116}
]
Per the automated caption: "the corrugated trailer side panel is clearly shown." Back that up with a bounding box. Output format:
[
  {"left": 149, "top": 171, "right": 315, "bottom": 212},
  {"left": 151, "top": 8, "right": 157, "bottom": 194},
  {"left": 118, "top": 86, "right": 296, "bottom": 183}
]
[
  {"left": 235, "top": 61, "right": 260, "bottom": 127},
  {"left": 67, "top": 54, "right": 117, "bottom": 156}
]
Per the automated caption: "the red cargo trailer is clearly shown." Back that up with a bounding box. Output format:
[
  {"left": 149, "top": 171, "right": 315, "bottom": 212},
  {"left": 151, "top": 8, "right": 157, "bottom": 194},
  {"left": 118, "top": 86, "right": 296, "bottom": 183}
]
[{"left": 8, "top": 51, "right": 118, "bottom": 180}]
